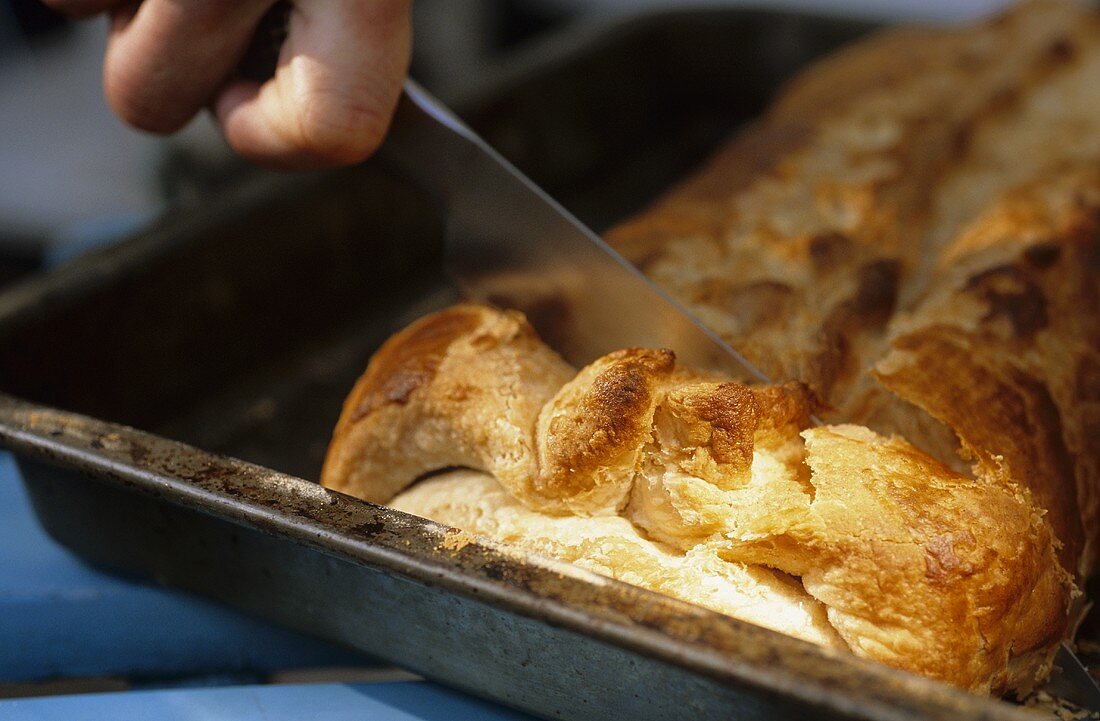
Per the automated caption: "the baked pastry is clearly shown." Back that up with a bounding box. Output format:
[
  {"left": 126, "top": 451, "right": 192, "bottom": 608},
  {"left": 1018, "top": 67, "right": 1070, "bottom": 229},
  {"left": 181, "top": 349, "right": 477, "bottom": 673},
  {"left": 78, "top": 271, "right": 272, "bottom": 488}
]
[
  {"left": 323, "top": 305, "right": 1073, "bottom": 695},
  {"left": 395, "top": 468, "right": 846, "bottom": 650},
  {"left": 606, "top": 0, "right": 1100, "bottom": 579},
  {"left": 322, "top": 0, "right": 1098, "bottom": 698}
]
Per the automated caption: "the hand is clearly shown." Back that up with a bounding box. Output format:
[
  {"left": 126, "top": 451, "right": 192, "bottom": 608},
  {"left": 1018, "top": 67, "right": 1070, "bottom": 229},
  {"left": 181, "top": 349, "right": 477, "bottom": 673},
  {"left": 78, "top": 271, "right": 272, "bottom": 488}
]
[{"left": 44, "top": 0, "right": 413, "bottom": 170}]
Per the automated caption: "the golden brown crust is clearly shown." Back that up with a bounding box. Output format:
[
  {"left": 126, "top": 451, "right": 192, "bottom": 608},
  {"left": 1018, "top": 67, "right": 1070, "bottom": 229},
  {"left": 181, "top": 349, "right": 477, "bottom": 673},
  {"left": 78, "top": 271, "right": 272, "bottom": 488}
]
[
  {"left": 749, "top": 383, "right": 817, "bottom": 452},
  {"left": 876, "top": 169, "right": 1100, "bottom": 576},
  {"left": 320, "top": 304, "right": 574, "bottom": 505},
  {"left": 344, "top": 306, "right": 486, "bottom": 423},
  {"left": 718, "top": 425, "right": 1074, "bottom": 695},
  {"left": 323, "top": 305, "right": 1076, "bottom": 694},
  {"left": 875, "top": 329, "right": 1085, "bottom": 573},
  {"left": 604, "top": 0, "right": 1100, "bottom": 579},
  {"left": 536, "top": 348, "right": 675, "bottom": 513},
  {"left": 665, "top": 382, "right": 757, "bottom": 470}
]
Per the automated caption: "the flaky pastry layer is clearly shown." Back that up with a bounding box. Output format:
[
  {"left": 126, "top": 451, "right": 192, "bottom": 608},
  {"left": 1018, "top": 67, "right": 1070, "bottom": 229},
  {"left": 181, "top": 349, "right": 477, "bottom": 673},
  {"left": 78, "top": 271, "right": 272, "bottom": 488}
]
[{"left": 323, "top": 304, "right": 1074, "bottom": 695}]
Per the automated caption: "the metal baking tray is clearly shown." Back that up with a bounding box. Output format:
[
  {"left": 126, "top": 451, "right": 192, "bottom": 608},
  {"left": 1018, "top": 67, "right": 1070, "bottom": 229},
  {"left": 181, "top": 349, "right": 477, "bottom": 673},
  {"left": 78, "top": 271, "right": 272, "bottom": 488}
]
[{"left": 0, "top": 9, "right": 1044, "bottom": 721}]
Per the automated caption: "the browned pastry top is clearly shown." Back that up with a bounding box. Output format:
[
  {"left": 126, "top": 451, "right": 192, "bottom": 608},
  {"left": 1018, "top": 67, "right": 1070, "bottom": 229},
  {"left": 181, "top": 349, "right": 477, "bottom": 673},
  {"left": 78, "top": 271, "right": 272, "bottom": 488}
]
[
  {"left": 323, "top": 304, "right": 1074, "bottom": 695},
  {"left": 605, "top": 0, "right": 1100, "bottom": 578}
]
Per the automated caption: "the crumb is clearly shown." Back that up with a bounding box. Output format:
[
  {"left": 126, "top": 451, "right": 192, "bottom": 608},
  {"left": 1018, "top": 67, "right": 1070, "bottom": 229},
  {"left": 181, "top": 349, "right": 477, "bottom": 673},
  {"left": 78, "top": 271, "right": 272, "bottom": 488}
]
[
  {"left": 1022, "top": 689, "right": 1099, "bottom": 720},
  {"left": 438, "top": 528, "right": 476, "bottom": 553}
]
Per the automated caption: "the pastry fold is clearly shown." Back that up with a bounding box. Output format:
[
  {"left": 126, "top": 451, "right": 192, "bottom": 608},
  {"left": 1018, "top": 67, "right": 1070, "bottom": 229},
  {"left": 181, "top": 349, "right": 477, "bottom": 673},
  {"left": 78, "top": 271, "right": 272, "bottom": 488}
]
[{"left": 323, "top": 305, "right": 1074, "bottom": 695}]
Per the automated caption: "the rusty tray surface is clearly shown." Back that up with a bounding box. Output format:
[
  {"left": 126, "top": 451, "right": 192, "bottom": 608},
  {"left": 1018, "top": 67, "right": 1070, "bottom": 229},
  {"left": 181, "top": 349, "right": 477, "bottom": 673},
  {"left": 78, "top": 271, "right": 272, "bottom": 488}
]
[{"left": 0, "top": 9, "right": 1041, "bottom": 721}]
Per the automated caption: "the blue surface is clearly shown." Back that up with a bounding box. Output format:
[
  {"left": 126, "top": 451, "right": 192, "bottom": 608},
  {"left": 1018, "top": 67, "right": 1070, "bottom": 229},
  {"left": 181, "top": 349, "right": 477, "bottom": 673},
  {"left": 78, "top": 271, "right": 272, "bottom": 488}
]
[
  {"left": 0, "top": 451, "right": 366, "bottom": 683},
  {"left": 2, "top": 451, "right": 535, "bottom": 719},
  {"left": 0, "top": 681, "right": 532, "bottom": 720}
]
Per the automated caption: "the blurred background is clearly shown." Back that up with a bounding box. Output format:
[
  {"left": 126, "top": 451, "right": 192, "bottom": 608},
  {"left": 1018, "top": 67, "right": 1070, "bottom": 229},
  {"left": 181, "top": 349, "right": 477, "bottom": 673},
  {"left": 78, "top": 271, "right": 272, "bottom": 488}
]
[{"left": 0, "top": 0, "right": 1016, "bottom": 287}]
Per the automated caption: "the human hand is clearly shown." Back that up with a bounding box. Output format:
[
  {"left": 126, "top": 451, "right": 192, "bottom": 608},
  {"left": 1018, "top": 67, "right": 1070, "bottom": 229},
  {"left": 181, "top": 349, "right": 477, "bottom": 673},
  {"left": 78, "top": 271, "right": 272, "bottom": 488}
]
[{"left": 44, "top": 0, "right": 412, "bottom": 170}]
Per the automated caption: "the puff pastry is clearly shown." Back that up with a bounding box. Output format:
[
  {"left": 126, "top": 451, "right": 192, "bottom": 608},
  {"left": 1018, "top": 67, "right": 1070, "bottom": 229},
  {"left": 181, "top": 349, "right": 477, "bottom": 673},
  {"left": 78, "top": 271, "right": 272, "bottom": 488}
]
[
  {"left": 323, "top": 305, "right": 1074, "bottom": 694},
  {"left": 322, "top": 0, "right": 1099, "bottom": 697}
]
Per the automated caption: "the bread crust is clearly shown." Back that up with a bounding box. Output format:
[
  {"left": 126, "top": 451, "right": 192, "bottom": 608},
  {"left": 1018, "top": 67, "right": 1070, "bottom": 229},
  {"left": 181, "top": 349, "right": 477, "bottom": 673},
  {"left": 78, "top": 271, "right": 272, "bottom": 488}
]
[
  {"left": 321, "top": 304, "right": 574, "bottom": 506},
  {"left": 323, "top": 304, "right": 1075, "bottom": 694},
  {"left": 605, "top": 0, "right": 1100, "bottom": 579}
]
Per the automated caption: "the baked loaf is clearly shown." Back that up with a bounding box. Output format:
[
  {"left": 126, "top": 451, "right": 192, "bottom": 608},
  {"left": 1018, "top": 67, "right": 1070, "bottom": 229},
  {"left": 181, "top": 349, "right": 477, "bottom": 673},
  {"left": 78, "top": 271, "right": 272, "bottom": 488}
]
[
  {"left": 322, "top": 0, "right": 1098, "bottom": 698},
  {"left": 323, "top": 304, "right": 1073, "bottom": 694},
  {"left": 606, "top": 0, "right": 1100, "bottom": 579}
]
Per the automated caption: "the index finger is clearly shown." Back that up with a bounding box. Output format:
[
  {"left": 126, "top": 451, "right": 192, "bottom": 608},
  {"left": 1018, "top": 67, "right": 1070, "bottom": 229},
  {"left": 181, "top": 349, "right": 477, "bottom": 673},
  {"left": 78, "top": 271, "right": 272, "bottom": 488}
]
[{"left": 103, "top": 0, "right": 275, "bottom": 133}]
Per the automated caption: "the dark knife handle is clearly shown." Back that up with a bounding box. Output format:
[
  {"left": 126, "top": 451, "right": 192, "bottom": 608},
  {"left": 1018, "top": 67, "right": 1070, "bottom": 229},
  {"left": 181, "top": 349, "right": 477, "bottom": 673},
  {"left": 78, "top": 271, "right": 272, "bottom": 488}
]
[{"left": 236, "top": 1, "right": 291, "bottom": 83}]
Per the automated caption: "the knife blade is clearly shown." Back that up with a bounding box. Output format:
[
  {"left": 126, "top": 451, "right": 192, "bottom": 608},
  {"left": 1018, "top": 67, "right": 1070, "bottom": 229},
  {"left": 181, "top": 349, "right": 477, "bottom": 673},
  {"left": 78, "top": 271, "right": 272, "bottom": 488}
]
[
  {"left": 1044, "top": 643, "right": 1100, "bottom": 713},
  {"left": 236, "top": 2, "right": 765, "bottom": 378},
  {"left": 376, "top": 80, "right": 769, "bottom": 382}
]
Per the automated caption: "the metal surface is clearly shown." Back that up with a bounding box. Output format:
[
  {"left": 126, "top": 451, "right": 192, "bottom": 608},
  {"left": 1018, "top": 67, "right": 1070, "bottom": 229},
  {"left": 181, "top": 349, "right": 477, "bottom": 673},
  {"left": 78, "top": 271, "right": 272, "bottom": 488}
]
[
  {"left": 1045, "top": 645, "right": 1100, "bottom": 713},
  {"left": 380, "top": 81, "right": 766, "bottom": 380},
  {"left": 0, "top": 8, "right": 1065, "bottom": 721}
]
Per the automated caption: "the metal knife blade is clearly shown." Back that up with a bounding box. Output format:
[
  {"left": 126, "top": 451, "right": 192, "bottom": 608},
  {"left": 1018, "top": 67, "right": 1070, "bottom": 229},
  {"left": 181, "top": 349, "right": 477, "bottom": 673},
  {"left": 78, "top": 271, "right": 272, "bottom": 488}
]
[
  {"left": 1044, "top": 643, "right": 1100, "bottom": 713},
  {"left": 376, "top": 80, "right": 769, "bottom": 382}
]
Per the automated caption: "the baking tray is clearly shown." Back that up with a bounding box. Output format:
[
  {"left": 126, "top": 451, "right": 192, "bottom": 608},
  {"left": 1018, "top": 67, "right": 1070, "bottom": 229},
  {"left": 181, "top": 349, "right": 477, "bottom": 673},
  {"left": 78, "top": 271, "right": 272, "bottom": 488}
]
[{"left": 0, "top": 9, "right": 1043, "bottom": 721}]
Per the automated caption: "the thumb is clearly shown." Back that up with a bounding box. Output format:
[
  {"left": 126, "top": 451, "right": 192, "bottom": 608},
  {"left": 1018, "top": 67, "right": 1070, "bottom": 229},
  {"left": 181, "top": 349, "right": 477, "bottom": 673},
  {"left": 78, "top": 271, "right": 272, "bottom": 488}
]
[{"left": 215, "top": 0, "right": 412, "bottom": 170}]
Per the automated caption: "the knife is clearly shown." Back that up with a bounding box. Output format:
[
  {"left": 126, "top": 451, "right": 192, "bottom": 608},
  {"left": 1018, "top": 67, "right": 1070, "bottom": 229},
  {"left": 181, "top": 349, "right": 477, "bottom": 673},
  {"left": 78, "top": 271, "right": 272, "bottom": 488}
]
[
  {"left": 376, "top": 80, "right": 769, "bottom": 382},
  {"left": 237, "top": 2, "right": 764, "bottom": 379},
  {"left": 1045, "top": 643, "right": 1100, "bottom": 713}
]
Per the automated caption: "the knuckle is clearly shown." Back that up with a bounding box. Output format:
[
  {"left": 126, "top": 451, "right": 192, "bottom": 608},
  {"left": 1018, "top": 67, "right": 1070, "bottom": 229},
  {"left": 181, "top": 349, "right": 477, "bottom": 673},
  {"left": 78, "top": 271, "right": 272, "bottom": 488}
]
[
  {"left": 104, "top": 66, "right": 191, "bottom": 133},
  {"left": 294, "top": 89, "right": 391, "bottom": 165}
]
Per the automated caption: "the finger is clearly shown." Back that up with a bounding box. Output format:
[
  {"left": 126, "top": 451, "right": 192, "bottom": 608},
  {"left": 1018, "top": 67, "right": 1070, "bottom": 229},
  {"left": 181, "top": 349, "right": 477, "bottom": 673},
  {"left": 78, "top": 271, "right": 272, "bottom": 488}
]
[
  {"left": 103, "top": 0, "right": 274, "bottom": 133},
  {"left": 214, "top": 0, "right": 412, "bottom": 170},
  {"left": 39, "top": 0, "right": 123, "bottom": 19}
]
